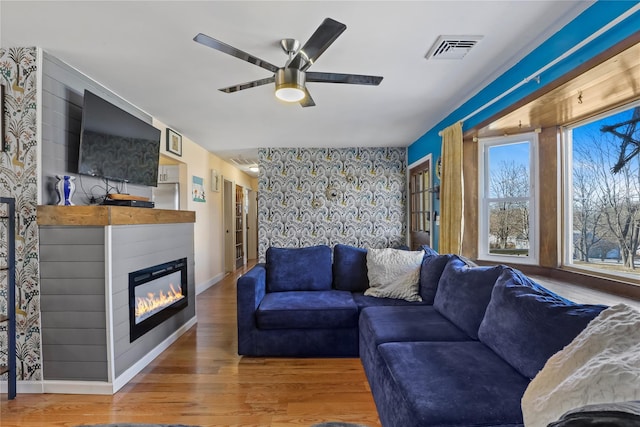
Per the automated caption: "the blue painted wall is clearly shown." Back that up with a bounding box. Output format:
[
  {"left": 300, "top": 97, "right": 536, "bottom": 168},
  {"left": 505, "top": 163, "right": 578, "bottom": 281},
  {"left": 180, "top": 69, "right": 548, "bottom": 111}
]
[{"left": 408, "top": 0, "right": 640, "bottom": 250}]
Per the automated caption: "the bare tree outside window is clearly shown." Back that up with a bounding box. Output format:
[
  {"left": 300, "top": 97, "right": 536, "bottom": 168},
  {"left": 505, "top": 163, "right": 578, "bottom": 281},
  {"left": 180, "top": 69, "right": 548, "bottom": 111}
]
[
  {"left": 570, "top": 106, "right": 640, "bottom": 274},
  {"left": 489, "top": 161, "right": 529, "bottom": 252},
  {"left": 483, "top": 140, "right": 532, "bottom": 257}
]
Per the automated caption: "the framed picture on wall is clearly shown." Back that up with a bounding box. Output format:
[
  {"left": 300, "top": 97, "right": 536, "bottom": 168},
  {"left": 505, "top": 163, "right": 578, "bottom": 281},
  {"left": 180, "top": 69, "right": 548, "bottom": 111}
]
[
  {"left": 166, "top": 128, "right": 182, "bottom": 156},
  {"left": 211, "top": 169, "right": 220, "bottom": 192},
  {"left": 192, "top": 175, "right": 205, "bottom": 202}
]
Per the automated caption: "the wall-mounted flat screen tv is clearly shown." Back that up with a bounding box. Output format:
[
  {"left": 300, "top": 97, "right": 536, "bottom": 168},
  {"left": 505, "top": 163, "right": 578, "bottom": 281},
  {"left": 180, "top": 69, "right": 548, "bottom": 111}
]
[{"left": 78, "top": 90, "right": 161, "bottom": 187}]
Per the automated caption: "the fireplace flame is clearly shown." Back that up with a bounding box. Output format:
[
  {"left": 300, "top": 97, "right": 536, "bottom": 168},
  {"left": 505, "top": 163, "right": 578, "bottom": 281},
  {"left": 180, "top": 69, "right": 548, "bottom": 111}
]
[{"left": 135, "top": 283, "right": 184, "bottom": 320}]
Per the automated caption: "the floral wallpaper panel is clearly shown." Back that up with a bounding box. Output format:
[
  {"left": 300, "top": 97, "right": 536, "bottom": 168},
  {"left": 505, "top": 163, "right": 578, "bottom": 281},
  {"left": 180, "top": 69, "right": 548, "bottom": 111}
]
[
  {"left": 258, "top": 147, "right": 407, "bottom": 260},
  {"left": 0, "top": 47, "right": 41, "bottom": 381}
]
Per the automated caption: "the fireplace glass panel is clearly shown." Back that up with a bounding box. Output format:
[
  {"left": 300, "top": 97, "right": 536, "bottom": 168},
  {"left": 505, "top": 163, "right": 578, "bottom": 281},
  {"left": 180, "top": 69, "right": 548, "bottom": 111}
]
[
  {"left": 129, "top": 258, "right": 188, "bottom": 342},
  {"left": 134, "top": 270, "right": 184, "bottom": 324}
]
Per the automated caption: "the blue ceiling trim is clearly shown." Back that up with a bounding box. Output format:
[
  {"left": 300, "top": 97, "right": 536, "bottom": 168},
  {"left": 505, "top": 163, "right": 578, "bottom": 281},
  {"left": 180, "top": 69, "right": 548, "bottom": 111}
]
[{"left": 408, "top": 0, "right": 640, "bottom": 165}]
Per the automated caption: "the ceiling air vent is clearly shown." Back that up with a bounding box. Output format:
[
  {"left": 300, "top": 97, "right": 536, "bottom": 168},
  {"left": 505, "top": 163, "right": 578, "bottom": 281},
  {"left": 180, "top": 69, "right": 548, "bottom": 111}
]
[
  {"left": 229, "top": 157, "right": 256, "bottom": 167},
  {"left": 426, "top": 36, "right": 483, "bottom": 60}
]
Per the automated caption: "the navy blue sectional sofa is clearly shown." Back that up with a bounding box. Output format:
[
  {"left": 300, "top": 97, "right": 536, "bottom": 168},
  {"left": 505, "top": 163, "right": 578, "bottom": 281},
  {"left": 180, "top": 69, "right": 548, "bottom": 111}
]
[
  {"left": 236, "top": 244, "right": 607, "bottom": 426},
  {"left": 237, "top": 244, "right": 431, "bottom": 357}
]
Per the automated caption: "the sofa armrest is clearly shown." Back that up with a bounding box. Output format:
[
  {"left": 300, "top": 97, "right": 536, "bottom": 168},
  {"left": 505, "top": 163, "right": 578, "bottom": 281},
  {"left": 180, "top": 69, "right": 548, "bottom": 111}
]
[{"left": 236, "top": 263, "right": 266, "bottom": 355}]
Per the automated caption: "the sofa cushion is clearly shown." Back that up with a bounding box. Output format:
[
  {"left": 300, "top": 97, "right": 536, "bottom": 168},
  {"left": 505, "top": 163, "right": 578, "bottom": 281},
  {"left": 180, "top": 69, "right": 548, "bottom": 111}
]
[
  {"left": 375, "top": 341, "right": 530, "bottom": 427},
  {"left": 333, "top": 244, "right": 369, "bottom": 292},
  {"left": 359, "top": 306, "right": 470, "bottom": 347},
  {"left": 266, "top": 245, "right": 333, "bottom": 292},
  {"left": 256, "top": 290, "right": 358, "bottom": 329},
  {"left": 419, "top": 254, "right": 454, "bottom": 304},
  {"left": 433, "top": 256, "right": 504, "bottom": 339},
  {"left": 359, "top": 306, "right": 474, "bottom": 412},
  {"left": 478, "top": 268, "right": 607, "bottom": 379},
  {"left": 351, "top": 292, "right": 428, "bottom": 310},
  {"left": 364, "top": 248, "right": 424, "bottom": 302}
]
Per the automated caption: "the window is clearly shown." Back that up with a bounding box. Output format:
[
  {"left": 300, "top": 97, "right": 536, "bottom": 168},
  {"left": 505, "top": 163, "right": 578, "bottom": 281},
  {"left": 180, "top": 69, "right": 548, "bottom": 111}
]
[
  {"left": 478, "top": 133, "right": 539, "bottom": 264},
  {"left": 563, "top": 102, "right": 640, "bottom": 281}
]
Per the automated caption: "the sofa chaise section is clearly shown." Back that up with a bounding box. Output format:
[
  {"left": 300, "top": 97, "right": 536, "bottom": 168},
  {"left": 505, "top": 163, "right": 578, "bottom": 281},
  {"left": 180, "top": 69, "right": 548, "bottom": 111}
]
[
  {"left": 376, "top": 341, "right": 530, "bottom": 427},
  {"left": 361, "top": 261, "right": 607, "bottom": 427}
]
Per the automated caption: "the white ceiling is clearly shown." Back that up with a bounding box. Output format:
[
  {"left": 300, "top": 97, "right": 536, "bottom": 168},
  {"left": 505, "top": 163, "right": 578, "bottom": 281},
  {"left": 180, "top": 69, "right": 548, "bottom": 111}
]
[{"left": 1, "top": 1, "right": 593, "bottom": 168}]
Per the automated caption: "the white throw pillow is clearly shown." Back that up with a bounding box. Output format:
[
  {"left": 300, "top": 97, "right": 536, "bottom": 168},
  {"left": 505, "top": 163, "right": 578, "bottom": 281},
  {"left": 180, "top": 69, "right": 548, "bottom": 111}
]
[
  {"left": 521, "top": 303, "right": 640, "bottom": 427},
  {"left": 364, "top": 248, "right": 423, "bottom": 302}
]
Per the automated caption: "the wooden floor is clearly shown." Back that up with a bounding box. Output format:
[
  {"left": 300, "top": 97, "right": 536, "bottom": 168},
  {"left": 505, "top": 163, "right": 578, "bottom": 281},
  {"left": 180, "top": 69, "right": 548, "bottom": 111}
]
[{"left": 0, "top": 262, "right": 381, "bottom": 427}]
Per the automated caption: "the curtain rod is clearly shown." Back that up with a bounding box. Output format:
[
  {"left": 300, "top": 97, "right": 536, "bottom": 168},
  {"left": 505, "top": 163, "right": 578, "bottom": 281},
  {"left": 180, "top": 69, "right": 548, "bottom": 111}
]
[{"left": 437, "top": 3, "right": 640, "bottom": 138}]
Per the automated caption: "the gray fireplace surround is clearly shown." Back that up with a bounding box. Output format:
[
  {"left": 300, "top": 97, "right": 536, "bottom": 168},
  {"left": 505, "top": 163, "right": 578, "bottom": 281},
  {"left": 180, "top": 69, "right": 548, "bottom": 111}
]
[{"left": 39, "top": 211, "right": 196, "bottom": 395}]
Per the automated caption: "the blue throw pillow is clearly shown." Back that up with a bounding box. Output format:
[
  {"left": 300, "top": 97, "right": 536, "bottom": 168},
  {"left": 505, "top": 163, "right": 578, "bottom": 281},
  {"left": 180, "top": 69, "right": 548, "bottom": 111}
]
[
  {"left": 478, "top": 268, "right": 607, "bottom": 379},
  {"left": 266, "top": 245, "right": 333, "bottom": 292},
  {"left": 433, "top": 256, "right": 504, "bottom": 339},
  {"left": 419, "top": 254, "right": 454, "bottom": 304},
  {"left": 333, "top": 244, "right": 369, "bottom": 292}
]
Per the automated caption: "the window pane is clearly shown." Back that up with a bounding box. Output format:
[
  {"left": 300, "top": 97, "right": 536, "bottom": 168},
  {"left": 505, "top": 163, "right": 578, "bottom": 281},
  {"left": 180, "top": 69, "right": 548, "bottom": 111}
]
[
  {"left": 568, "top": 105, "right": 640, "bottom": 278},
  {"left": 488, "top": 200, "right": 530, "bottom": 256},
  {"left": 487, "top": 142, "right": 530, "bottom": 199}
]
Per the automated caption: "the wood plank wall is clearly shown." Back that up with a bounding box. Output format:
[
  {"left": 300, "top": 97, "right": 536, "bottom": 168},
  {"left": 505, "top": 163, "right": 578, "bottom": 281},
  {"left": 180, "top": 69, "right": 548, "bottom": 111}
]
[
  {"left": 41, "top": 53, "right": 154, "bottom": 204},
  {"left": 39, "top": 226, "right": 108, "bottom": 381},
  {"left": 111, "top": 223, "right": 196, "bottom": 377}
]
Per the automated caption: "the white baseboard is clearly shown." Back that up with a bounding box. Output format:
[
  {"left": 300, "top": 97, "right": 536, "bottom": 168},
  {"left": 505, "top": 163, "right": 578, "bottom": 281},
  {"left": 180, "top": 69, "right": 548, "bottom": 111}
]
[
  {"left": 0, "top": 380, "right": 44, "bottom": 395},
  {"left": 196, "top": 272, "right": 225, "bottom": 295},
  {"left": 0, "top": 316, "right": 198, "bottom": 396},
  {"left": 43, "top": 380, "right": 115, "bottom": 395}
]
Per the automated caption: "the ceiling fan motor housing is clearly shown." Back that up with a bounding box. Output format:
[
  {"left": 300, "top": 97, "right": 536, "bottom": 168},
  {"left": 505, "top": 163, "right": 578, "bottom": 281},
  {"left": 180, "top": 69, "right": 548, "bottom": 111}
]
[{"left": 275, "top": 68, "right": 306, "bottom": 102}]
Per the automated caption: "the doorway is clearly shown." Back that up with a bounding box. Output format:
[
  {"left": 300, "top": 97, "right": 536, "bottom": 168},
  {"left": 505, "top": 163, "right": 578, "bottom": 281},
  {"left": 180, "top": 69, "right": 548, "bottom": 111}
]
[
  {"left": 246, "top": 189, "right": 257, "bottom": 261},
  {"left": 223, "top": 179, "right": 235, "bottom": 273},
  {"left": 234, "top": 184, "right": 245, "bottom": 269},
  {"left": 409, "top": 158, "right": 433, "bottom": 250}
]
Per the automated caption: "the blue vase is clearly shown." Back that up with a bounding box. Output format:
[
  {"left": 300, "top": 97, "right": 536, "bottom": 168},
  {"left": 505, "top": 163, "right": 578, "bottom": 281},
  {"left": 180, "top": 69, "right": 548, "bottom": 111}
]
[{"left": 56, "top": 175, "right": 76, "bottom": 206}]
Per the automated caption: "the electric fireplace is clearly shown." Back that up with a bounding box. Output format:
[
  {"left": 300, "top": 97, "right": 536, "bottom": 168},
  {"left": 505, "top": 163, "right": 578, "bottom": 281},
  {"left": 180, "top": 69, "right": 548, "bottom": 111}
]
[{"left": 129, "top": 258, "right": 188, "bottom": 342}]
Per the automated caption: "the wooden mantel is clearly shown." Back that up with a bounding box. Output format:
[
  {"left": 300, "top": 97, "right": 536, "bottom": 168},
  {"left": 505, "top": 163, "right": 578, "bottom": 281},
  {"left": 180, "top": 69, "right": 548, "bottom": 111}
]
[{"left": 37, "top": 205, "right": 196, "bottom": 226}]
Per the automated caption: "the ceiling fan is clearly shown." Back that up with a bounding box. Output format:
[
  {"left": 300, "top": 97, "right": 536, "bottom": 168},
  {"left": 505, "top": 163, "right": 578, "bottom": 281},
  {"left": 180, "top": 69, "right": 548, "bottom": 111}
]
[{"left": 193, "top": 18, "right": 383, "bottom": 107}]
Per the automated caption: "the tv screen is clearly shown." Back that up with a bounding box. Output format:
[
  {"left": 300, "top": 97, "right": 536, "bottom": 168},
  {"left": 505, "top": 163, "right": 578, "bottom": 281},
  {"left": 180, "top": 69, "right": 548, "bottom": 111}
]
[{"left": 78, "top": 90, "right": 161, "bottom": 187}]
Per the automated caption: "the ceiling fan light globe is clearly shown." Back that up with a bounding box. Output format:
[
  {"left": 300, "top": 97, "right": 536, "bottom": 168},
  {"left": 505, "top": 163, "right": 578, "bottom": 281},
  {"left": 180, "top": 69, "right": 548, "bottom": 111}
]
[
  {"left": 275, "top": 68, "right": 306, "bottom": 103},
  {"left": 275, "top": 86, "right": 305, "bottom": 102}
]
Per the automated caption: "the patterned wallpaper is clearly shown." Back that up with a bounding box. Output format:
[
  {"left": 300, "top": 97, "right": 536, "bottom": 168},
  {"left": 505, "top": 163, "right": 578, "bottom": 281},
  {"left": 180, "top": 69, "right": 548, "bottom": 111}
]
[
  {"left": 258, "top": 147, "right": 407, "bottom": 260},
  {"left": 0, "top": 47, "right": 41, "bottom": 381}
]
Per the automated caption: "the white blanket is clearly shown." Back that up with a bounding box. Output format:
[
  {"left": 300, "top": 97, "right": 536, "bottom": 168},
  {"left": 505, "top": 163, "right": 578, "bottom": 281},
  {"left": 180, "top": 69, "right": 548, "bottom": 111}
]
[{"left": 521, "top": 303, "right": 640, "bottom": 427}]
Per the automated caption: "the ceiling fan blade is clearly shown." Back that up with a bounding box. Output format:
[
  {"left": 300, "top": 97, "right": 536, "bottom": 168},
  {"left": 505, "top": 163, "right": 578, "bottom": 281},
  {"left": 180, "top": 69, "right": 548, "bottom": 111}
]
[
  {"left": 194, "top": 33, "right": 279, "bottom": 73},
  {"left": 300, "top": 88, "right": 316, "bottom": 107},
  {"left": 306, "top": 72, "right": 383, "bottom": 85},
  {"left": 219, "top": 76, "right": 275, "bottom": 93},
  {"left": 288, "top": 18, "right": 346, "bottom": 71}
]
